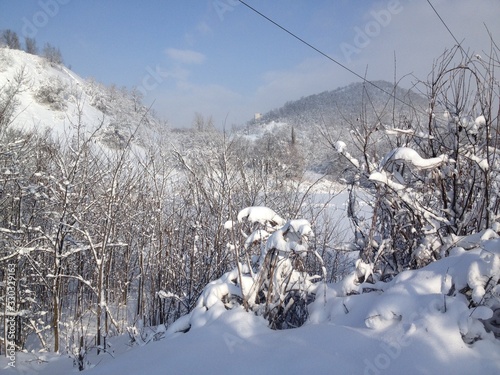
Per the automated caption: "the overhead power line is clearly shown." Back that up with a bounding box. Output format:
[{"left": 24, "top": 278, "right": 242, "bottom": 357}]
[
  {"left": 426, "top": 0, "right": 464, "bottom": 52},
  {"left": 237, "top": 0, "right": 415, "bottom": 110}
]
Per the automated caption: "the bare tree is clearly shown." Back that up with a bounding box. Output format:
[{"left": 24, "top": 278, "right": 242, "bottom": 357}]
[
  {"left": 24, "top": 37, "right": 37, "bottom": 55},
  {"left": 42, "top": 43, "right": 63, "bottom": 65},
  {"left": 192, "top": 112, "right": 214, "bottom": 132},
  {"left": 1, "top": 30, "right": 20, "bottom": 50}
]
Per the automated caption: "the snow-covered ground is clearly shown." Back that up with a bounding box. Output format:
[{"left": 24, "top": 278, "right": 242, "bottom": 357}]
[{"left": 2, "top": 232, "right": 499, "bottom": 374}]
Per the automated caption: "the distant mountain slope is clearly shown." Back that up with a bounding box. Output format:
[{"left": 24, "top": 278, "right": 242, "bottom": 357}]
[
  {"left": 239, "top": 80, "right": 430, "bottom": 177},
  {"left": 251, "top": 80, "right": 428, "bottom": 130},
  {"left": 0, "top": 47, "right": 162, "bottom": 148}
]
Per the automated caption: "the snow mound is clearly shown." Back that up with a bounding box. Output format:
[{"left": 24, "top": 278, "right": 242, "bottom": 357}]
[{"left": 237, "top": 206, "right": 285, "bottom": 228}]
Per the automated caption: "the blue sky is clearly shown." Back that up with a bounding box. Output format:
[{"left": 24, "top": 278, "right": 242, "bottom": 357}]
[{"left": 1, "top": 0, "right": 499, "bottom": 128}]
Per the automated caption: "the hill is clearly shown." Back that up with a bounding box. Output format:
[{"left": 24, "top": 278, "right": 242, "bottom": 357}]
[
  {"left": 247, "top": 80, "right": 428, "bottom": 133},
  {"left": 238, "top": 80, "right": 430, "bottom": 177},
  {"left": 0, "top": 47, "right": 162, "bottom": 149}
]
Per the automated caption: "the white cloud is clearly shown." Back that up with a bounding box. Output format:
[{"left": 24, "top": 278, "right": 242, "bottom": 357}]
[{"left": 165, "top": 48, "right": 206, "bottom": 64}]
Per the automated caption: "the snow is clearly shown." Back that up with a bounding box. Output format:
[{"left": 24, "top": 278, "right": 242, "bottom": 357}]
[
  {"left": 223, "top": 220, "right": 234, "bottom": 230},
  {"left": 470, "top": 306, "right": 494, "bottom": 320},
  {"left": 369, "top": 170, "right": 405, "bottom": 191},
  {"left": 264, "top": 229, "right": 290, "bottom": 252},
  {"left": 450, "top": 229, "right": 499, "bottom": 250},
  {"left": 2, "top": 48, "right": 499, "bottom": 375},
  {"left": 244, "top": 229, "right": 270, "bottom": 249},
  {"left": 335, "top": 141, "right": 360, "bottom": 168},
  {"left": 3, "top": 234, "right": 499, "bottom": 375},
  {"left": 283, "top": 219, "right": 314, "bottom": 238},
  {"left": 475, "top": 115, "right": 486, "bottom": 127},
  {"left": 385, "top": 128, "right": 435, "bottom": 140},
  {"left": 237, "top": 206, "right": 286, "bottom": 227},
  {"left": 335, "top": 140, "right": 347, "bottom": 153},
  {"left": 241, "top": 121, "right": 289, "bottom": 141},
  {"left": 379, "top": 147, "right": 448, "bottom": 171},
  {"left": 479, "top": 158, "right": 489, "bottom": 171},
  {"left": 156, "top": 290, "right": 180, "bottom": 300}
]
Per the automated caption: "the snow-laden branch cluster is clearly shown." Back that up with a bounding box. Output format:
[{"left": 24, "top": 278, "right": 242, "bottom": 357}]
[
  {"left": 176, "top": 206, "right": 326, "bottom": 331},
  {"left": 377, "top": 147, "right": 449, "bottom": 171},
  {"left": 335, "top": 140, "right": 360, "bottom": 169},
  {"left": 332, "top": 44, "right": 500, "bottom": 288}
]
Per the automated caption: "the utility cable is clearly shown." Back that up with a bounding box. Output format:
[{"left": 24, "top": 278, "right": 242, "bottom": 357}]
[
  {"left": 237, "top": 0, "right": 417, "bottom": 111},
  {"left": 426, "top": 0, "right": 465, "bottom": 54}
]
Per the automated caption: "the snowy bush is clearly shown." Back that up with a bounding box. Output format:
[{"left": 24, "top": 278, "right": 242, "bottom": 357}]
[
  {"left": 183, "top": 206, "right": 326, "bottom": 330},
  {"left": 98, "top": 122, "right": 132, "bottom": 149},
  {"left": 85, "top": 79, "right": 109, "bottom": 113},
  {"left": 331, "top": 43, "right": 500, "bottom": 282},
  {"left": 234, "top": 207, "right": 326, "bottom": 328},
  {"left": 35, "top": 77, "right": 68, "bottom": 111},
  {"left": 90, "top": 93, "right": 108, "bottom": 113},
  {"left": 319, "top": 228, "right": 500, "bottom": 349}
]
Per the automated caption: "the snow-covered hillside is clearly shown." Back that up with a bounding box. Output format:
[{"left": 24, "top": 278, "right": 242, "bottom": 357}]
[
  {"left": 245, "top": 80, "right": 428, "bottom": 134},
  {"left": 0, "top": 47, "right": 160, "bottom": 147}
]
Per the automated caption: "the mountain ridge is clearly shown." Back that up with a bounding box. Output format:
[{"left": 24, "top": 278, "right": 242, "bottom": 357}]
[{"left": 247, "top": 80, "right": 428, "bottom": 131}]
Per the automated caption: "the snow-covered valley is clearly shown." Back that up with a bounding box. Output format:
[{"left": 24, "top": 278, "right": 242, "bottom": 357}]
[{"left": 1, "top": 42, "right": 500, "bottom": 375}]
